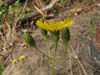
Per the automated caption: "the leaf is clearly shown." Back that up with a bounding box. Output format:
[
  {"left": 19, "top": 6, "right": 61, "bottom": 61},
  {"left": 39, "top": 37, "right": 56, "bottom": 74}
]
[
  {"left": 8, "top": 5, "right": 13, "bottom": 14},
  {"left": 13, "top": 0, "right": 20, "bottom": 6},
  {"left": 72, "top": 41, "right": 77, "bottom": 45},
  {"left": 0, "top": 1, "right": 3, "bottom": 7},
  {"left": 0, "top": 64, "right": 3, "bottom": 75},
  {"left": 19, "top": 14, "right": 25, "bottom": 18},
  {"left": 35, "top": 0, "right": 43, "bottom": 8},
  {"left": 93, "top": 30, "right": 96, "bottom": 34},
  {"left": 3, "top": 21, "right": 11, "bottom": 40},
  {"left": 69, "top": 8, "right": 82, "bottom": 16},
  {"left": 92, "top": 15, "right": 96, "bottom": 19},
  {"left": 48, "top": 13, "right": 54, "bottom": 17},
  {"left": 26, "top": 7, "right": 30, "bottom": 11},
  {"left": 17, "top": 10, "right": 21, "bottom": 14},
  {"left": 97, "top": 3, "right": 100, "bottom": 6},
  {"left": 97, "top": 16, "right": 99, "bottom": 19},
  {"left": 8, "top": 5, "right": 13, "bottom": 11},
  {"left": 88, "top": 20, "right": 94, "bottom": 26},
  {"left": 1, "top": 8, "right": 6, "bottom": 13},
  {"left": 59, "top": 1, "right": 66, "bottom": 5}
]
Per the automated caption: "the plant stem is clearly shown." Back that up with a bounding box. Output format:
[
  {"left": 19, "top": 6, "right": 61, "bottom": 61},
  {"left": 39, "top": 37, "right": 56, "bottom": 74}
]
[
  {"left": 51, "top": 60, "right": 55, "bottom": 75},
  {"left": 45, "top": 36, "right": 52, "bottom": 58},
  {"left": 53, "top": 42, "right": 57, "bottom": 60},
  {"left": 51, "top": 42, "right": 57, "bottom": 75},
  {"left": 22, "top": 60, "right": 28, "bottom": 75},
  {"left": 55, "top": 43, "right": 67, "bottom": 61},
  {"left": 34, "top": 47, "right": 52, "bottom": 60}
]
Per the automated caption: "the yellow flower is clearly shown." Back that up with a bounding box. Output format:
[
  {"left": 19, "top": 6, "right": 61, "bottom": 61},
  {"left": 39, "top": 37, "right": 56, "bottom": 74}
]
[
  {"left": 19, "top": 56, "right": 24, "bottom": 59},
  {"left": 36, "top": 18, "right": 73, "bottom": 32},
  {"left": 12, "top": 59, "right": 17, "bottom": 64},
  {"left": 0, "top": 12, "right": 1, "bottom": 15}
]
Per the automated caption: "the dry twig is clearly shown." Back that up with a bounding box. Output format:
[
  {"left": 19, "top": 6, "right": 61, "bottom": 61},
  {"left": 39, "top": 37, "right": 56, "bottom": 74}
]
[
  {"left": 0, "top": 0, "right": 59, "bottom": 30},
  {"left": 68, "top": 43, "right": 88, "bottom": 75},
  {"left": 69, "top": 56, "right": 73, "bottom": 75},
  {"left": 18, "top": 0, "right": 59, "bottom": 22}
]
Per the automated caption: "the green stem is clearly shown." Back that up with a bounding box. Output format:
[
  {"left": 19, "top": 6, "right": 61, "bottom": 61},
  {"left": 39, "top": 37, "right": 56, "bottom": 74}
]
[
  {"left": 34, "top": 47, "right": 52, "bottom": 60},
  {"left": 22, "top": 60, "right": 28, "bottom": 75},
  {"left": 55, "top": 43, "right": 67, "bottom": 61},
  {"left": 51, "top": 42, "right": 57, "bottom": 75},
  {"left": 45, "top": 36, "right": 52, "bottom": 58},
  {"left": 51, "top": 61, "right": 55, "bottom": 75},
  {"left": 53, "top": 42, "right": 57, "bottom": 60}
]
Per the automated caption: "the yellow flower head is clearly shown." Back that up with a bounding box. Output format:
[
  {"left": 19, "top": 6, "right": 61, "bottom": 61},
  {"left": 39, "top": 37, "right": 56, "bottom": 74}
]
[
  {"left": 19, "top": 56, "right": 24, "bottom": 60},
  {"left": 0, "top": 12, "right": 1, "bottom": 15},
  {"left": 12, "top": 59, "right": 17, "bottom": 64},
  {"left": 36, "top": 18, "right": 73, "bottom": 32}
]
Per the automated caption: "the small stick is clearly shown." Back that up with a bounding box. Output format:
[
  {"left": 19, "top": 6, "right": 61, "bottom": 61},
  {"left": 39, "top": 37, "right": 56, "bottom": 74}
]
[{"left": 69, "top": 43, "right": 88, "bottom": 75}]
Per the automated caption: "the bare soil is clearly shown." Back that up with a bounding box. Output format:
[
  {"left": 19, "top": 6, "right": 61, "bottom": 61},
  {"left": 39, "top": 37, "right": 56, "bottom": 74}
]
[{"left": 1, "top": 0, "right": 100, "bottom": 75}]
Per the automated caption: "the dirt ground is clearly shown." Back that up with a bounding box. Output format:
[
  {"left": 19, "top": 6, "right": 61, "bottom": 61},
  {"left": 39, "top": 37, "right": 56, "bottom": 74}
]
[{"left": 1, "top": 0, "right": 100, "bottom": 75}]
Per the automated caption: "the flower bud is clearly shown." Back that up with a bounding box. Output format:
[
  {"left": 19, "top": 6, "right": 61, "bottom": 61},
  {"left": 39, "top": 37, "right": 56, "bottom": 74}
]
[
  {"left": 61, "top": 27, "right": 70, "bottom": 44},
  {"left": 40, "top": 28, "right": 47, "bottom": 37},
  {"left": 24, "top": 33, "right": 36, "bottom": 48},
  {"left": 51, "top": 31, "right": 59, "bottom": 44}
]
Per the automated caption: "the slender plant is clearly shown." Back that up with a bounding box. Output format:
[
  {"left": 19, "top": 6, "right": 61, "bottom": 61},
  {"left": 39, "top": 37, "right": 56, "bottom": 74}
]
[
  {"left": 24, "top": 18, "right": 73, "bottom": 75},
  {"left": 13, "top": 56, "right": 28, "bottom": 75}
]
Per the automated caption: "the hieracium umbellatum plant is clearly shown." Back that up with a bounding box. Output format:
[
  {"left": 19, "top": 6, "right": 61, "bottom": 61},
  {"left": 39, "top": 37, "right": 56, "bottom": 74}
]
[
  {"left": 12, "top": 56, "right": 28, "bottom": 75},
  {"left": 24, "top": 18, "right": 73, "bottom": 75}
]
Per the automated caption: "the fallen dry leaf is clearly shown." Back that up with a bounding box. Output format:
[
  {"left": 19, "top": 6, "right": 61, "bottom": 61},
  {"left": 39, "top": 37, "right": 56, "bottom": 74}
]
[
  {"left": 69, "top": 8, "right": 82, "bottom": 16},
  {"left": 34, "top": 5, "right": 47, "bottom": 17},
  {"left": 72, "top": 41, "right": 77, "bottom": 45},
  {"left": 36, "top": 34, "right": 40, "bottom": 37},
  {"left": 3, "top": 21, "right": 11, "bottom": 40},
  {"left": 30, "top": 20, "right": 34, "bottom": 25},
  {"left": 48, "top": 13, "right": 55, "bottom": 17},
  {"left": 97, "top": 3, "right": 100, "bottom": 6},
  {"left": 35, "top": 0, "right": 44, "bottom": 8},
  {"left": 56, "top": 3, "right": 64, "bottom": 8},
  {"left": 0, "top": 43, "right": 3, "bottom": 49},
  {"left": 33, "top": 25, "right": 36, "bottom": 30}
]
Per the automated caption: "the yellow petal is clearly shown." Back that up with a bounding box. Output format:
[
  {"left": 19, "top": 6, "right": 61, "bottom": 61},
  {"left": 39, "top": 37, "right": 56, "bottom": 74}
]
[
  {"left": 12, "top": 59, "right": 17, "bottom": 64},
  {"left": 36, "top": 18, "right": 73, "bottom": 32},
  {"left": 19, "top": 56, "right": 24, "bottom": 59}
]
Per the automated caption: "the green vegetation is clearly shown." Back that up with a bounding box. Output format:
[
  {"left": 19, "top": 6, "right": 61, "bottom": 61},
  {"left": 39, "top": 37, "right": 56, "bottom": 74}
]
[
  {"left": 0, "top": 64, "right": 3, "bottom": 75},
  {"left": 0, "top": 0, "right": 30, "bottom": 21},
  {"left": 88, "top": 20, "right": 96, "bottom": 34},
  {"left": 59, "top": 1, "right": 66, "bottom": 5},
  {"left": 88, "top": 15, "right": 99, "bottom": 34},
  {"left": 92, "top": 15, "right": 99, "bottom": 19}
]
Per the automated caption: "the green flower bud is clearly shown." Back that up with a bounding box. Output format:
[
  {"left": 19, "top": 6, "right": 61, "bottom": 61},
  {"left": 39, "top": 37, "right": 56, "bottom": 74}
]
[
  {"left": 61, "top": 27, "right": 70, "bottom": 44},
  {"left": 40, "top": 28, "right": 47, "bottom": 37},
  {"left": 24, "top": 33, "right": 36, "bottom": 48},
  {"left": 51, "top": 31, "right": 59, "bottom": 44}
]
